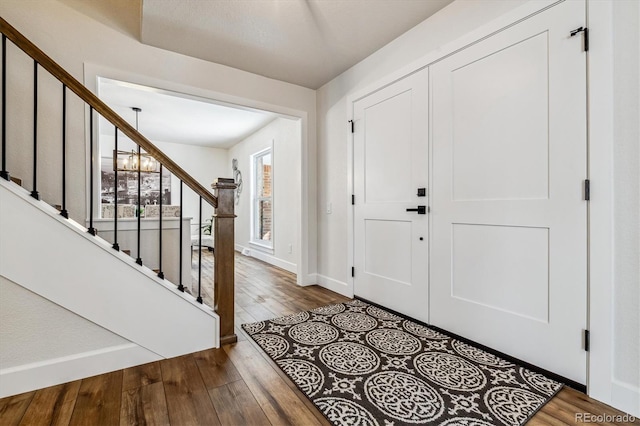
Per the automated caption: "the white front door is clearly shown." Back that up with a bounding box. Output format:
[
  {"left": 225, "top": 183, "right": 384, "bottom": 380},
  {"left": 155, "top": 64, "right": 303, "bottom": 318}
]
[
  {"left": 353, "top": 68, "right": 429, "bottom": 323},
  {"left": 430, "top": 0, "right": 587, "bottom": 383}
]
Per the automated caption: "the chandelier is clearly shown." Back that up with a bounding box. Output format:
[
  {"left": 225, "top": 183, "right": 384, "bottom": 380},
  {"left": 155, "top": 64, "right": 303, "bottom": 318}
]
[
  {"left": 113, "top": 149, "right": 159, "bottom": 173},
  {"left": 112, "top": 107, "right": 160, "bottom": 173}
]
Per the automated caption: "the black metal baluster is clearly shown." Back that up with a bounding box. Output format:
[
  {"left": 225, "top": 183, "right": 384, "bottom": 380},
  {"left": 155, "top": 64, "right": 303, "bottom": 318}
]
[
  {"left": 31, "top": 60, "right": 39, "bottom": 200},
  {"left": 177, "top": 181, "right": 184, "bottom": 292},
  {"left": 157, "top": 163, "right": 164, "bottom": 279},
  {"left": 112, "top": 126, "right": 119, "bottom": 250},
  {"left": 1, "top": 34, "right": 8, "bottom": 181},
  {"left": 87, "top": 107, "right": 96, "bottom": 235},
  {"left": 60, "top": 85, "right": 68, "bottom": 218},
  {"left": 197, "top": 195, "right": 203, "bottom": 304},
  {"left": 135, "top": 144, "right": 142, "bottom": 265}
]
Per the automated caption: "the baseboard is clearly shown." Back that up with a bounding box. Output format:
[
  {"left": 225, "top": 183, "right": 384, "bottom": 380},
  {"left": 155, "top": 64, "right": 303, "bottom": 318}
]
[
  {"left": 301, "top": 273, "right": 318, "bottom": 287},
  {"left": 235, "top": 244, "right": 297, "bottom": 274},
  {"left": 315, "top": 273, "right": 352, "bottom": 297},
  {"left": 0, "top": 343, "right": 161, "bottom": 398},
  {"left": 611, "top": 379, "right": 640, "bottom": 417}
]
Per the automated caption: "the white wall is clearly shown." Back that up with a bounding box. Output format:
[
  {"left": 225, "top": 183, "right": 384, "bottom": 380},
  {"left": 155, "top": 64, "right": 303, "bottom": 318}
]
[
  {"left": 229, "top": 117, "right": 301, "bottom": 273},
  {"left": 0, "top": 0, "right": 317, "bottom": 280},
  {"left": 153, "top": 140, "right": 228, "bottom": 234},
  {"left": 612, "top": 0, "right": 640, "bottom": 399}
]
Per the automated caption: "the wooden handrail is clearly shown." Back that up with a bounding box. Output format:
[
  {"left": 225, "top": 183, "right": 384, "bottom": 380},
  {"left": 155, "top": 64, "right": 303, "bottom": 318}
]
[{"left": 0, "top": 17, "right": 217, "bottom": 208}]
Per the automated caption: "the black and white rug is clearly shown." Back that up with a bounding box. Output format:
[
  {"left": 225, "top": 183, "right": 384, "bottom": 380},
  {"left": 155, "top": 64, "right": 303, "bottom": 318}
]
[{"left": 242, "top": 299, "right": 562, "bottom": 426}]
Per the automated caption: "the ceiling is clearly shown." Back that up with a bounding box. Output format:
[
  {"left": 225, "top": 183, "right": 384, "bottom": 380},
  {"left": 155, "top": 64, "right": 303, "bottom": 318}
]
[
  {"left": 98, "top": 78, "right": 278, "bottom": 148},
  {"left": 65, "top": 0, "right": 455, "bottom": 146},
  {"left": 62, "top": 0, "right": 454, "bottom": 89}
]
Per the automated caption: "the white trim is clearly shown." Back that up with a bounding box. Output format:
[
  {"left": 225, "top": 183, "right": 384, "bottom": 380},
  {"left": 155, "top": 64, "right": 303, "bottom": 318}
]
[
  {"left": 315, "top": 274, "right": 352, "bottom": 298},
  {"left": 250, "top": 145, "right": 275, "bottom": 249},
  {"left": 249, "top": 241, "right": 274, "bottom": 254},
  {"left": 304, "top": 273, "right": 318, "bottom": 287},
  {"left": 83, "top": 63, "right": 311, "bottom": 290},
  {"left": 235, "top": 245, "right": 296, "bottom": 274},
  {"left": 611, "top": 380, "right": 640, "bottom": 418},
  {"left": 346, "top": 107, "right": 355, "bottom": 297},
  {"left": 297, "top": 113, "right": 312, "bottom": 286},
  {"left": 0, "top": 343, "right": 162, "bottom": 398},
  {"left": 586, "top": 0, "right": 615, "bottom": 407}
]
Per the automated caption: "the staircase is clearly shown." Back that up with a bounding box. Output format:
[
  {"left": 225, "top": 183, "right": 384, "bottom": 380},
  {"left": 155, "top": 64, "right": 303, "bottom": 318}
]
[{"left": 0, "top": 18, "right": 237, "bottom": 397}]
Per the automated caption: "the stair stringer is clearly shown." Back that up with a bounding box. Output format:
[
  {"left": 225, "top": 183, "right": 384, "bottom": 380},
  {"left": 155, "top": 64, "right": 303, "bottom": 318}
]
[{"left": 0, "top": 180, "right": 219, "bottom": 360}]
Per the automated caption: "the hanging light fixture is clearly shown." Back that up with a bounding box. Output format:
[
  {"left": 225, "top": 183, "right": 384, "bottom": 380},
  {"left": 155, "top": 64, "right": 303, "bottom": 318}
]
[{"left": 113, "top": 107, "right": 160, "bottom": 173}]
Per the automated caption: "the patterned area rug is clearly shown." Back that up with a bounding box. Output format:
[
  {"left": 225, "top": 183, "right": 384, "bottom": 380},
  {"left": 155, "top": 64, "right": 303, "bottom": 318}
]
[{"left": 242, "top": 299, "right": 563, "bottom": 426}]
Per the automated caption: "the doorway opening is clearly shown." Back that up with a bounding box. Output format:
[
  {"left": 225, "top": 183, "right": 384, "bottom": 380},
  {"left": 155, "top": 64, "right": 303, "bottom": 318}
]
[{"left": 92, "top": 77, "right": 303, "bottom": 304}]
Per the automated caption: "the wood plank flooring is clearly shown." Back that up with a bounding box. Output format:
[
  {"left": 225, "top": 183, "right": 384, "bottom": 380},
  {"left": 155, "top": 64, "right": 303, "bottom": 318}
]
[{"left": 1, "top": 253, "right": 636, "bottom": 425}]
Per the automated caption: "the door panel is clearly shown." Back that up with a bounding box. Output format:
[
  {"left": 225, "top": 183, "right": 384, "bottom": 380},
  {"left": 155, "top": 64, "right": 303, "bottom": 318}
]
[
  {"left": 430, "top": 0, "right": 587, "bottom": 383},
  {"left": 451, "top": 223, "right": 549, "bottom": 323},
  {"left": 354, "top": 68, "right": 429, "bottom": 323},
  {"left": 364, "top": 91, "right": 413, "bottom": 203},
  {"left": 365, "top": 219, "right": 412, "bottom": 284},
  {"left": 451, "top": 32, "right": 549, "bottom": 201}
]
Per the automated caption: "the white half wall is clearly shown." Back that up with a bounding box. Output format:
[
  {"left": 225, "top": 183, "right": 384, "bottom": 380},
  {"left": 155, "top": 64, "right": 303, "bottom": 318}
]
[{"left": 229, "top": 117, "right": 301, "bottom": 273}]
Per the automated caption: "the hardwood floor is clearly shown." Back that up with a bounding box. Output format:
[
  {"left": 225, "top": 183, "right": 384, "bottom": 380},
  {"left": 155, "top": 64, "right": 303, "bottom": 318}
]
[{"left": 1, "top": 253, "right": 636, "bottom": 425}]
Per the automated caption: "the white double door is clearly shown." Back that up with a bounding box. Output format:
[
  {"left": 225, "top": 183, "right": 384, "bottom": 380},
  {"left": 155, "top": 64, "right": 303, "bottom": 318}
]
[{"left": 353, "top": 0, "right": 587, "bottom": 383}]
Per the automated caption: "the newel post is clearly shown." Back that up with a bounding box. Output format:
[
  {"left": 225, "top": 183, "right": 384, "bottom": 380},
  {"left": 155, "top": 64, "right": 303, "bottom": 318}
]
[{"left": 212, "top": 178, "right": 238, "bottom": 345}]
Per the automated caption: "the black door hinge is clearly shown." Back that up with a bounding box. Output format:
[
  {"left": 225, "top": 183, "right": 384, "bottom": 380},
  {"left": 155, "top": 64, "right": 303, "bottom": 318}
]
[
  {"left": 351, "top": 267, "right": 355, "bottom": 277},
  {"left": 584, "top": 329, "right": 590, "bottom": 352},
  {"left": 570, "top": 27, "right": 589, "bottom": 52},
  {"left": 352, "top": 194, "right": 355, "bottom": 205},
  {"left": 584, "top": 179, "right": 590, "bottom": 201},
  {"left": 348, "top": 120, "right": 354, "bottom": 133}
]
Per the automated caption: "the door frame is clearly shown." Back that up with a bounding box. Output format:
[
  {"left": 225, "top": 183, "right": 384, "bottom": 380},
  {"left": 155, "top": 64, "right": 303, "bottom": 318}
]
[{"left": 346, "top": 0, "right": 616, "bottom": 404}]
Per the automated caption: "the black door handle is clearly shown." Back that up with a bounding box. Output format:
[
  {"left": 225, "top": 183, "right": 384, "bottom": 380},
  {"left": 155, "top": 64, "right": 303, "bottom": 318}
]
[{"left": 406, "top": 206, "right": 426, "bottom": 214}]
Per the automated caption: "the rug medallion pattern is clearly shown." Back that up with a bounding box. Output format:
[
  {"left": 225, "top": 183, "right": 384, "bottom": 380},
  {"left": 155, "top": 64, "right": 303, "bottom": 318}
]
[{"left": 242, "top": 300, "right": 562, "bottom": 426}]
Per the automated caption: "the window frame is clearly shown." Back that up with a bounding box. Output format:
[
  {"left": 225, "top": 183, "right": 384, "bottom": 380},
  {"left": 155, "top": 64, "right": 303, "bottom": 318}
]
[{"left": 250, "top": 146, "right": 274, "bottom": 251}]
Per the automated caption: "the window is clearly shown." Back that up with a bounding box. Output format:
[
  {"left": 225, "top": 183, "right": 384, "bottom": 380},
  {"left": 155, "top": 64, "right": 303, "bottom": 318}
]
[{"left": 252, "top": 148, "right": 273, "bottom": 248}]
